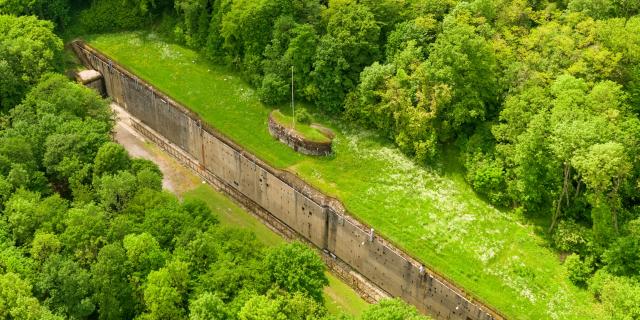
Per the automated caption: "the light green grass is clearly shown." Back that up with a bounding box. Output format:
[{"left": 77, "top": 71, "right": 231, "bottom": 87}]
[
  {"left": 183, "top": 185, "right": 369, "bottom": 316},
  {"left": 271, "top": 110, "right": 331, "bottom": 143},
  {"left": 88, "top": 32, "right": 602, "bottom": 319}
]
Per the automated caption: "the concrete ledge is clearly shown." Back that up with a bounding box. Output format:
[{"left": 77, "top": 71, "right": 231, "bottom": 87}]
[{"left": 76, "top": 69, "right": 106, "bottom": 97}]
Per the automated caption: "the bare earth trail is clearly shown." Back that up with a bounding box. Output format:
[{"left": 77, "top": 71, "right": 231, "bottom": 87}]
[{"left": 110, "top": 104, "right": 369, "bottom": 316}]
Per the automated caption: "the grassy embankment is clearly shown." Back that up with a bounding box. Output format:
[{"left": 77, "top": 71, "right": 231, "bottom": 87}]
[{"left": 88, "top": 32, "right": 602, "bottom": 319}]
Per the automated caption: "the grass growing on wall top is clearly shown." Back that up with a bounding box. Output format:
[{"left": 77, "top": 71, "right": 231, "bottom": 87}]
[{"left": 87, "top": 32, "right": 602, "bottom": 319}]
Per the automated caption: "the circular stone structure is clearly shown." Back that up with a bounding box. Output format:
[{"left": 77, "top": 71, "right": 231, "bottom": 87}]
[{"left": 268, "top": 111, "right": 333, "bottom": 156}]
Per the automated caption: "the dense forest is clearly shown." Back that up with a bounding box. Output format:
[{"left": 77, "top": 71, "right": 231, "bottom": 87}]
[
  {"left": 2, "top": 0, "right": 640, "bottom": 318},
  {"left": 0, "top": 9, "right": 428, "bottom": 320}
]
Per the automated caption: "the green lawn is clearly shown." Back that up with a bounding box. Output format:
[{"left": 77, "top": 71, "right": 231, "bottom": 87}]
[
  {"left": 88, "top": 32, "right": 602, "bottom": 319},
  {"left": 183, "top": 185, "right": 369, "bottom": 316}
]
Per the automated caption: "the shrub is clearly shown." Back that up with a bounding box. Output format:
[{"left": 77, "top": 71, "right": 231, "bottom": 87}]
[
  {"left": 78, "top": 0, "right": 146, "bottom": 33},
  {"left": 564, "top": 254, "right": 593, "bottom": 286},
  {"left": 603, "top": 218, "right": 640, "bottom": 277},
  {"left": 360, "top": 298, "right": 428, "bottom": 320},
  {"left": 258, "top": 74, "right": 289, "bottom": 105},
  {"left": 464, "top": 152, "right": 507, "bottom": 206},
  {"left": 295, "top": 108, "right": 312, "bottom": 125},
  {"left": 588, "top": 270, "right": 640, "bottom": 319},
  {"left": 552, "top": 219, "right": 592, "bottom": 255}
]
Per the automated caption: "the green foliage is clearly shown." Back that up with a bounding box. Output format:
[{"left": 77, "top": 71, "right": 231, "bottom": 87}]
[
  {"left": 385, "top": 16, "right": 439, "bottom": 61},
  {"left": 94, "top": 142, "right": 131, "bottom": 177},
  {"left": 30, "top": 232, "right": 62, "bottom": 261},
  {"left": 91, "top": 243, "right": 136, "bottom": 320},
  {"left": 238, "top": 290, "right": 326, "bottom": 320},
  {"left": 295, "top": 108, "right": 312, "bottom": 125},
  {"left": 589, "top": 270, "right": 640, "bottom": 319},
  {"left": 0, "top": 272, "right": 63, "bottom": 320},
  {"left": 564, "top": 254, "right": 593, "bottom": 286},
  {"left": 140, "top": 260, "right": 190, "bottom": 320},
  {"left": 0, "top": 15, "right": 62, "bottom": 111},
  {"left": 78, "top": 0, "right": 147, "bottom": 33},
  {"left": 189, "top": 293, "right": 228, "bottom": 320},
  {"left": 360, "top": 298, "right": 427, "bottom": 320},
  {"left": 310, "top": 1, "right": 380, "bottom": 112},
  {"left": 0, "top": 0, "right": 70, "bottom": 31},
  {"left": 603, "top": 218, "right": 640, "bottom": 277},
  {"left": 34, "top": 254, "right": 95, "bottom": 318},
  {"left": 552, "top": 219, "right": 592, "bottom": 255},
  {"left": 258, "top": 74, "right": 289, "bottom": 105},
  {"left": 123, "top": 233, "right": 166, "bottom": 279},
  {"left": 96, "top": 171, "right": 138, "bottom": 212},
  {"left": 264, "top": 242, "right": 328, "bottom": 303}
]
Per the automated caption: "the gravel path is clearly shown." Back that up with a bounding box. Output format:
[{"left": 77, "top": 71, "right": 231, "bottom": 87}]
[{"left": 112, "top": 104, "right": 201, "bottom": 196}]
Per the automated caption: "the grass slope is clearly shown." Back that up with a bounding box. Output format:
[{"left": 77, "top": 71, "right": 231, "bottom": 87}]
[{"left": 88, "top": 32, "right": 601, "bottom": 319}]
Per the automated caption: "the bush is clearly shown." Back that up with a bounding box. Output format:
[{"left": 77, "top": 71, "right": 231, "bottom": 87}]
[
  {"left": 588, "top": 270, "right": 640, "bottom": 319},
  {"left": 295, "top": 108, "right": 313, "bottom": 125},
  {"left": 360, "top": 298, "right": 428, "bottom": 320},
  {"left": 552, "top": 219, "right": 592, "bottom": 255},
  {"left": 78, "top": 0, "right": 146, "bottom": 33},
  {"left": 464, "top": 152, "right": 507, "bottom": 206},
  {"left": 258, "top": 74, "right": 289, "bottom": 105},
  {"left": 603, "top": 218, "right": 640, "bottom": 277},
  {"left": 564, "top": 254, "right": 593, "bottom": 286}
]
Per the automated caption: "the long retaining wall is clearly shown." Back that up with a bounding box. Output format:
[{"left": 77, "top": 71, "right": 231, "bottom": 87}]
[{"left": 72, "top": 40, "right": 504, "bottom": 320}]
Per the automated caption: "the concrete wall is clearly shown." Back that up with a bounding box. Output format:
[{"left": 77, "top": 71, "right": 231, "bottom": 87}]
[{"left": 72, "top": 41, "right": 503, "bottom": 320}]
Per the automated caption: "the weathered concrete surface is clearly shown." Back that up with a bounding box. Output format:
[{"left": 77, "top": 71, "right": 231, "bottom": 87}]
[
  {"left": 73, "top": 40, "right": 504, "bottom": 320},
  {"left": 112, "top": 104, "right": 201, "bottom": 194},
  {"left": 76, "top": 69, "right": 106, "bottom": 97}
]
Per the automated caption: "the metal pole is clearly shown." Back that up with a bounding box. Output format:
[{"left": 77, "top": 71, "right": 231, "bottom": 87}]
[{"left": 291, "top": 65, "right": 295, "bottom": 129}]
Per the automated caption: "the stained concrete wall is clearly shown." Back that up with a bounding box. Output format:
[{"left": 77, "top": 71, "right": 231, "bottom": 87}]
[{"left": 73, "top": 41, "right": 503, "bottom": 320}]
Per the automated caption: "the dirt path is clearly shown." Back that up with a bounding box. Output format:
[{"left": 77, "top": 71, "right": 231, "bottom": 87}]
[{"left": 112, "top": 104, "right": 201, "bottom": 195}]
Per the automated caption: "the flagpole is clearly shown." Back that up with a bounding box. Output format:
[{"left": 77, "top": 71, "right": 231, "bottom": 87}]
[{"left": 291, "top": 65, "right": 295, "bottom": 129}]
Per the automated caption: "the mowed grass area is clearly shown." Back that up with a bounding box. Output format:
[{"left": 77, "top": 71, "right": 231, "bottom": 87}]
[{"left": 88, "top": 32, "right": 601, "bottom": 319}]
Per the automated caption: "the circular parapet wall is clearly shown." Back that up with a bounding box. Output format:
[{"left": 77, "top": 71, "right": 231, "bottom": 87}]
[{"left": 268, "top": 111, "right": 333, "bottom": 156}]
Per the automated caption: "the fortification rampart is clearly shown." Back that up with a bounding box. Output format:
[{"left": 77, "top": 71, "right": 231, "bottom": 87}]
[
  {"left": 71, "top": 40, "right": 504, "bottom": 320},
  {"left": 267, "top": 112, "right": 333, "bottom": 156}
]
